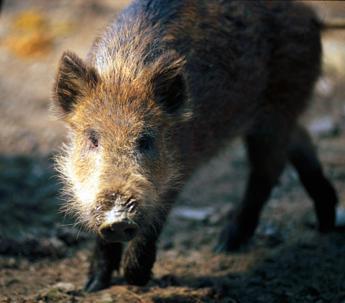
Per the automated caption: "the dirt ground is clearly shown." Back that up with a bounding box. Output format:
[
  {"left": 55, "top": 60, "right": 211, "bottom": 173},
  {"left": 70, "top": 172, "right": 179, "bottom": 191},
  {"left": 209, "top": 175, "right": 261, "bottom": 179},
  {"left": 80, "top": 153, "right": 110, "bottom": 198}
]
[{"left": 0, "top": 1, "right": 345, "bottom": 302}]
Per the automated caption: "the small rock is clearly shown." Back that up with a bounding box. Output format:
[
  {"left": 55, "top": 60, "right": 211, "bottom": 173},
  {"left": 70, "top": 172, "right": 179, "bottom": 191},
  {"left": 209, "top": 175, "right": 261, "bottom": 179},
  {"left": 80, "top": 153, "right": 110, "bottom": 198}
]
[
  {"left": 257, "top": 223, "right": 283, "bottom": 247},
  {"left": 36, "top": 288, "right": 69, "bottom": 302},
  {"left": 308, "top": 116, "right": 339, "bottom": 137},
  {"left": 51, "top": 282, "right": 76, "bottom": 294},
  {"left": 99, "top": 293, "right": 114, "bottom": 303},
  {"left": 336, "top": 207, "right": 345, "bottom": 227},
  {"left": 35, "top": 282, "right": 78, "bottom": 302},
  {"left": 260, "top": 223, "right": 278, "bottom": 237},
  {"left": 315, "top": 77, "right": 334, "bottom": 98},
  {"left": 172, "top": 207, "right": 215, "bottom": 221}
]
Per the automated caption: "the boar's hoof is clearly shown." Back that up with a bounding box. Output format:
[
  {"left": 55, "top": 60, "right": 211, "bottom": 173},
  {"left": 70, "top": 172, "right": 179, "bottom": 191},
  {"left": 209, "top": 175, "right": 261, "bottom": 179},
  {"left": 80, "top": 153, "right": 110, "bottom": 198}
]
[
  {"left": 214, "top": 222, "right": 250, "bottom": 253},
  {"left": 84, "top": 275, "right": 111, "bottom": 293},
  {"left": 123, "top": 265, "right": 152, "bottom": 286}
]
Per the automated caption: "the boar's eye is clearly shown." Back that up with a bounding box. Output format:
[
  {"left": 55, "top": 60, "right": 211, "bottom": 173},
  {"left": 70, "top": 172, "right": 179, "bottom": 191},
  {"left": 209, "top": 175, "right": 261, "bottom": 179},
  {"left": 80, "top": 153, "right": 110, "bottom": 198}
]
[
  {"left": 137, "top": 134, "right": 155, "bottom": 155},
  {"left": 87, "top": 129, "right": 100, "bottom": 150}
]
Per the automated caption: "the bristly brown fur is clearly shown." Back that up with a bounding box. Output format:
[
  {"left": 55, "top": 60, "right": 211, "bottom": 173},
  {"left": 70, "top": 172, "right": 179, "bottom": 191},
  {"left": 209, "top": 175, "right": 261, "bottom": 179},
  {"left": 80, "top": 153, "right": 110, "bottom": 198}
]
[
  {"left": 52, "top": 0, "right": 338, "bottom": 291},
  {"left": 52, "top": 51, "right": 99, "bottom": 118}
]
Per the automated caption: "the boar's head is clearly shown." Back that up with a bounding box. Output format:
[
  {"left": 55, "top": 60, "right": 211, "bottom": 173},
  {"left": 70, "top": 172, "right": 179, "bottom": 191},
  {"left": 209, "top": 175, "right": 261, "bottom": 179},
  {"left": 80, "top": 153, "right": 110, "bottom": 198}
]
[{"left": 53, "top": 50, "right": 189, "bottom": 242}]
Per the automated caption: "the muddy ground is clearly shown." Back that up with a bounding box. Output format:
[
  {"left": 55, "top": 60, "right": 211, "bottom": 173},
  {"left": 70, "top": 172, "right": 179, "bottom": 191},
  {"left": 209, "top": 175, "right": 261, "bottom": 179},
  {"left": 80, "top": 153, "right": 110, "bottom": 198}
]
[{"left": 0, "top": 1, "right": 345, "bottom": 302}]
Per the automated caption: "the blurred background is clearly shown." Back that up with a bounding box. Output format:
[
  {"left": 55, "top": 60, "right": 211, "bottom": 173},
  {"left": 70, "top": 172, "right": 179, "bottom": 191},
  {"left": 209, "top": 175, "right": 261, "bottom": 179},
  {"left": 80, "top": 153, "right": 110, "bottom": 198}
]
[{"left": 0, "top": 1, "right": 345, "bottom": 302}]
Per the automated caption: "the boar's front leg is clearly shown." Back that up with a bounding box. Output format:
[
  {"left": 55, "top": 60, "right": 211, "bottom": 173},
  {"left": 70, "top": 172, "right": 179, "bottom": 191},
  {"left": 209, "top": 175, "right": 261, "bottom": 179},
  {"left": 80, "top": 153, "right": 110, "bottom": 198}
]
[
  {"left": 122, "top": 191, "right": 177, "bottom": 286},
  {"left": 216, "top": 121, "right": 290, "bottom": 252},
  {"left": 85, "top": 238, "right": 123, "bottom": 292},
  {"left": 122, "top": 232, "right": 159, "bottom": 286}
]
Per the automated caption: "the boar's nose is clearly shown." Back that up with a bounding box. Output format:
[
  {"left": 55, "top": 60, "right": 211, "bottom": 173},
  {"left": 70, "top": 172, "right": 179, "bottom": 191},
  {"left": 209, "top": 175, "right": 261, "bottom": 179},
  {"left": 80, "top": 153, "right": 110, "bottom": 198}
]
[{"left": 98, "top": 219, "right": 138, "bottom": 242}]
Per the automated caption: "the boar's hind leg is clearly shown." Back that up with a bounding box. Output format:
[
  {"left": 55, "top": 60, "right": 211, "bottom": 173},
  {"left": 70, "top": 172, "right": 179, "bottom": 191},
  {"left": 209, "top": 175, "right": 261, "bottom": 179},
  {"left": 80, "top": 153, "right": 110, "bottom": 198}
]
[
  {"left": 85, "top": 238, "right": 123, "bottom": 292},
  {"left": 216, "top": 123, "right": 290, "bottom": 252},
  {"left": 288, "top": 125, "right": 337, "bottom": 232}
]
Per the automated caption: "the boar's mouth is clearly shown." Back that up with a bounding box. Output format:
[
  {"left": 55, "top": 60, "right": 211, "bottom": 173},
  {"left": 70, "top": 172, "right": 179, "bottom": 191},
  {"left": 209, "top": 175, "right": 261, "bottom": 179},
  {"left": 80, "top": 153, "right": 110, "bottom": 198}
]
[
  {"left": 97, "top": 202, "right": 139, "bottom": 242},
  {"left": 92, "top": 194, "right": 140, "bottom": 242}
]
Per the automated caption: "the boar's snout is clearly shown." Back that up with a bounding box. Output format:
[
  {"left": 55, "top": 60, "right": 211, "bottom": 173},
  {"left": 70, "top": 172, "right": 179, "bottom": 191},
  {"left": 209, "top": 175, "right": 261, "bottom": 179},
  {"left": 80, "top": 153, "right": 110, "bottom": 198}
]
[
  {"left": 97, "top": 192, "right": 139, "bottom": 242},
  {"left": 99, "top": 219, "right": 138, "bottom": 242}
]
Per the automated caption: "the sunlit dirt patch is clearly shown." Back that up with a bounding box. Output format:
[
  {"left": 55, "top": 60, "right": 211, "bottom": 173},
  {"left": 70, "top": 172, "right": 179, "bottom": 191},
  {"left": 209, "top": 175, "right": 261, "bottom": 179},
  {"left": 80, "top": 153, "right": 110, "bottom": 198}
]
[{"left": 2, "top": 10, "right": 73, "bottom": 58}]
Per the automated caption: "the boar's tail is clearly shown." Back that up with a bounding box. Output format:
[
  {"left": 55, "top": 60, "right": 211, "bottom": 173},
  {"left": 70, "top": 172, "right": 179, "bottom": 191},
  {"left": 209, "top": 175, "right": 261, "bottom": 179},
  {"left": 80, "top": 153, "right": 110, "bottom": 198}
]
[{"left": 318, "top": 18, "right": 345, "bottom": 31}]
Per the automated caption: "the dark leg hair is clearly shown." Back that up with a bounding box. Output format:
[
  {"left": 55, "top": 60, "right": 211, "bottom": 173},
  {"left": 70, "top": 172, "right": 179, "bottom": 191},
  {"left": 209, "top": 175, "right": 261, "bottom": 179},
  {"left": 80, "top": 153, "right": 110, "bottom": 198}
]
[
  {"left": 288, "top": 125, "right": 337, "bottom": 232},
  {"left": 122, "top": 233, "right": 159, "bottom": 286},
  {"left": 216, "top": 121, "right": 290, "bottom": 252},
  {"left": 85, "top": 238, "right": 123, "bottom": 292},
  {"left": 122, "top": 190, "right": 178, "bottom": 286}
]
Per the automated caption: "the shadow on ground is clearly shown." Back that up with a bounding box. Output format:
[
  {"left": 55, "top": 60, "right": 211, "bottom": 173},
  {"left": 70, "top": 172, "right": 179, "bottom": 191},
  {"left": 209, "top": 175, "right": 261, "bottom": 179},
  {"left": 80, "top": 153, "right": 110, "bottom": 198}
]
[
  {"left": 0, "top": 154, "right": 87, "bottom": 259},
  {"left": 143, "top": 233, "right": 345, "bottom": 303}
]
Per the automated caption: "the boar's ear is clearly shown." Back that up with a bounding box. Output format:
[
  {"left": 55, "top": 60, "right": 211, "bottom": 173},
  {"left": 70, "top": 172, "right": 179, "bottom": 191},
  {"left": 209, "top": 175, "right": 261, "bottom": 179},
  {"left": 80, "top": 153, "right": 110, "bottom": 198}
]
[
  {"left": 52, "top": 51, "right": 99, "bottom": 117},
  {"left": 151, "top": 56, "right": 187, "bottom": 115}
]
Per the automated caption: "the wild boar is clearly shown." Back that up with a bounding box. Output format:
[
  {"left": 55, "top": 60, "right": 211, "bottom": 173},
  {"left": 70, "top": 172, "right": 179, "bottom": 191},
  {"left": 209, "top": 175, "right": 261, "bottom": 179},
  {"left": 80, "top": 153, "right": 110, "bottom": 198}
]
[{"left": 53, "top": 0, "right": 338, "bottom": 292}]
